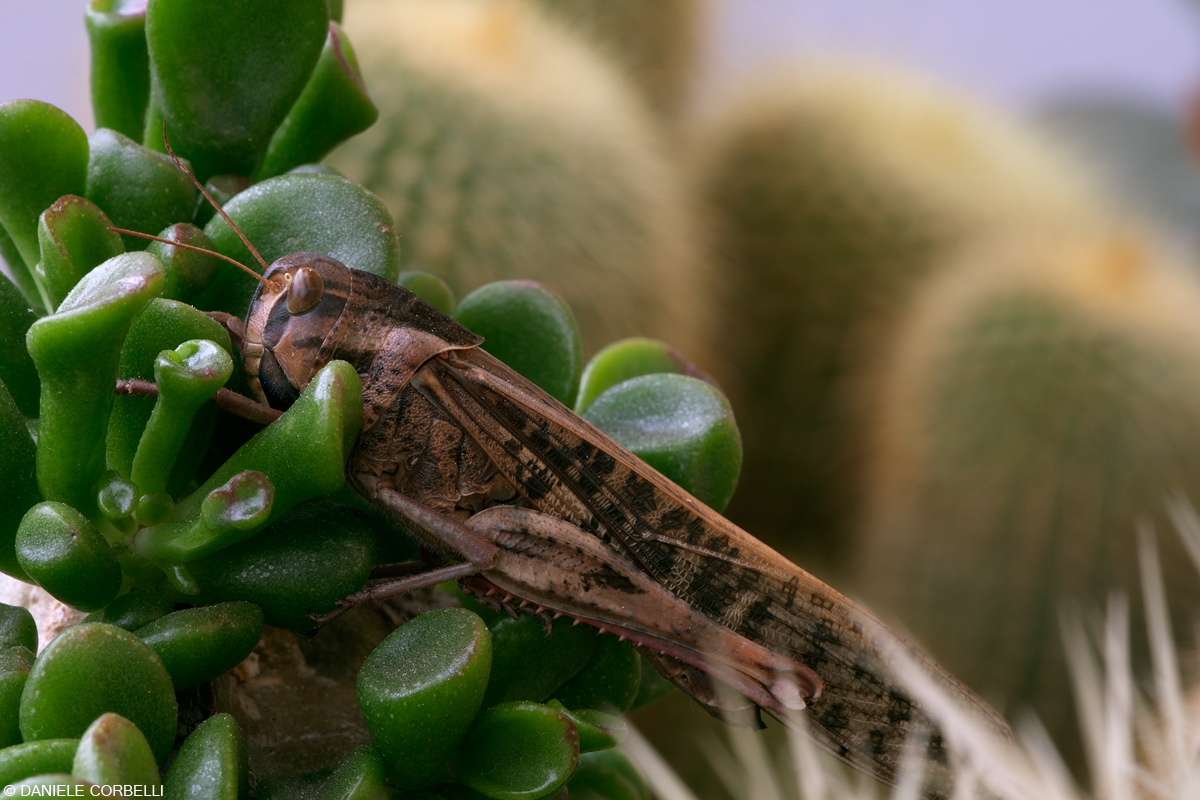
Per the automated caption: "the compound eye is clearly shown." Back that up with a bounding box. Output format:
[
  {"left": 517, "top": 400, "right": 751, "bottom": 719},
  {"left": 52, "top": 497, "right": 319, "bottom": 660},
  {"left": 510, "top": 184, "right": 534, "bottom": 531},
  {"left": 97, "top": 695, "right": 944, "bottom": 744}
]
[{"left": 286, "top": 266, "right": 325, "bottom": 315}]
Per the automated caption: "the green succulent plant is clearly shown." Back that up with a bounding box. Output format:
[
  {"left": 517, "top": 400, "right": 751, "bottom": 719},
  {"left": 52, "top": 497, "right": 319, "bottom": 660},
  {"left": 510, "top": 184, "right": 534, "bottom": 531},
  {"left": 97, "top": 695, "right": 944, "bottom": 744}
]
[{"left": 0, "top": 0, "right": 741, "bottom": 796}]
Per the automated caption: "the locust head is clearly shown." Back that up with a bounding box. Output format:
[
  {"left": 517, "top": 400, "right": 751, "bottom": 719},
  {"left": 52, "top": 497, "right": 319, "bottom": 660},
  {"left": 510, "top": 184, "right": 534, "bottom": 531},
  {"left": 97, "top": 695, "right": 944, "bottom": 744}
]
[
  {"left": 242, "top": 253, "right": 354, "bottom": 410},
  {"left": 125, "top": 127, "right": 481, "bottom": 421},
  {"left": 117, "top": 128, "right": 361, "bottom": 412}
]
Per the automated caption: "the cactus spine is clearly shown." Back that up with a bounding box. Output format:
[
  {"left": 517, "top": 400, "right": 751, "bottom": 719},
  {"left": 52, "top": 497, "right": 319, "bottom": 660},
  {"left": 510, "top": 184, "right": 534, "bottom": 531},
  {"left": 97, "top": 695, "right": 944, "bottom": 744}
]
[{"left": 854, "top": 234, "right": 1200, "bottom": 755}]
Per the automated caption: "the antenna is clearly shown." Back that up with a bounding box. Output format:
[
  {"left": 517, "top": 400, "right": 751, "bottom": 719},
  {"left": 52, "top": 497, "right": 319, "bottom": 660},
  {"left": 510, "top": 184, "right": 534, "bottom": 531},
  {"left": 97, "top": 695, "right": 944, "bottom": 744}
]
[
  {"left": 107, "top": 227, "right": 270, "bottom": 288},
  {"left": 161, "top": 122, "right": 272, "bottom": 274}
]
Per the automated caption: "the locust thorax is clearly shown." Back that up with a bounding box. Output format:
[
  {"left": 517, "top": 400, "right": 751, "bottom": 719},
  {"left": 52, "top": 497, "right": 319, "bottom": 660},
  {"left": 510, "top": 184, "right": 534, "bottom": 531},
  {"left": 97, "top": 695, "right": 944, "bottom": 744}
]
[{"left": 243, "top": 252, "right": 353, "bottom": 409}]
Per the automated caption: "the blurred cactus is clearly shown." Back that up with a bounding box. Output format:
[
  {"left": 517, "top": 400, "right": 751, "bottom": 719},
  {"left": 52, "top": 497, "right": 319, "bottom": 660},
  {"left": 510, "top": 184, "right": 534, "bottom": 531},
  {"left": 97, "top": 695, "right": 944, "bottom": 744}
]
[
  {"left": 853, "top": 233, "right": 1200, "bottom": 756},
  {"left": 528, "top": 0, "right": 708, "bottom": 119},
  {"left": 329, "top": 0, "right": 706, "bottom": 356},
  {"left": 694, "top": 61, "right": 1102, "bottom": 569}
]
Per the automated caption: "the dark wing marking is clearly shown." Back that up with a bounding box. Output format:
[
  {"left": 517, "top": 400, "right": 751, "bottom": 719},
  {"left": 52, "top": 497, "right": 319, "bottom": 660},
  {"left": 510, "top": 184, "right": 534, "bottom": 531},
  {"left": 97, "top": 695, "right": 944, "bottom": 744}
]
[{"left": 415, "top": 348, "right": 1007, "bottom": 796}]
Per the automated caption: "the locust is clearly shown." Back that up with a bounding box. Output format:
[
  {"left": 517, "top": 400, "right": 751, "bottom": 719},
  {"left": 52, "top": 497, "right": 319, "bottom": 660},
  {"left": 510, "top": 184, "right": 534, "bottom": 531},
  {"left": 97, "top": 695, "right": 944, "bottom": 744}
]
[{"left": 120, "top": 142, "right": 1012, "bottom": 800}]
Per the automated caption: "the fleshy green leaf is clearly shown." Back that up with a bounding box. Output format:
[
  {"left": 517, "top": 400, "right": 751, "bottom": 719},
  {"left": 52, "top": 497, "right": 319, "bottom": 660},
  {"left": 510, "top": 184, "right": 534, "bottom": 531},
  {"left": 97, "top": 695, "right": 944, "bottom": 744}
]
[
  {"left": 452, "top": 701, "right": 579, "bottom": 800},
  {"left": 82, "top": 591, "right": 172, "bottom": 632},
  {"left": 27, "top": 251, "right": 163, "bottom": 513},
  {"left": 138, "top": 361, "right": 361, "bottom": 565},
  {"left": 191, "top": 174, "right": 251, "bottom": 228},
  {"left": 256, "top": 23, "right": 378, "bottom": 180},
  {"left": 188, "top": 501, "right": 377, "bottom": 631},
  {"left": 583, "top": 374, "right": 742, "bottom": 512},
  {"left": 357, "top": 608, "right": 492, "bottom": 789},
  {"left": 136, "top": 470, "right": 274, "bottom": 565},
  {"left": 135, "top": 601, "right": 263, "bottom": 690},
  {"left": 178, "top": 360, "right": 361, "bottom": 519},
  {"left": 553, "top": 634, "right": 640, "bottom": 714},
  {"left": 0, "top": 100, "right": 89, "bottom": 310},
  {"left": 0, "top": 604, "right": 36, "bottom": 653},
  {"left": 544, "top": 701, "right": 626, "bottom": 753},
  {"left": 484, "top": 616, "right": 596, "bottom": 708},
  {"left": 254, "top": 772, "right": 328, "bottom": 800},
  {"left": 136, "top": 491, "right": 174, "bottom": 528},
  {"left": 19, "top": 623, "right": 177, "bottom": 764},
  {"left": 0, "top": 227, "right": 26, "bottom": 296},
  {"left": 95, "top": 471, "right": 137, "bottom": 529},
  {"left": 86, "top": 128, "right": 198, "bottom": 251},
  {"left": 575, "top": 337, "right": 707, "bottom": 413},
  {"left": 0, "top": 274, "right": 41, "bottom": 417},
  {"left": 0, "top": 739, "right": 79, "bottom": 788},
  {"left": 406, "top": 787, "right": 491, "bottom": 800},
  {"left": 397, "top": 271, "right": 455, "bottom": 315},
  {"left": 162, "top": 713, "right": 248, "bottom": 800},
  {"left": 16, "top": 502, "right": 122, "bottom": 612},
  {"left": 145, "top": 0, "right": 329, "bottom": 180},
  {"left": 106, "top": 298, "right": 232, "bottom": 496},
  {"left": 129, "top": 338, "right": 233, "bottom": 495},
  {"left": 199, "top": 173, "right": 399, "bottom": 316},
  {"left": 0, "top": 380, "right": 39, "bottom": 581},
  {"left": 86, "top": 0, "right": 152, "bottom": 141},
  {"left": 318, "top": 746, "right": 387, "bottom": 800},
  {"left": 566, "top": 749, "right": 648, "bottom": 800},
  {"left": 628, "top": 656, "right": 675, "bottom": 710},
  {"left": 454, "top": 281, "right": 582, "bottom": 406},
  {"left": 0, "top": 646, "right": 35, "bottom": 748},
  {"left": 36, "top": 195, "right": 123, "bottom": 310},
  {"left": 72, "top": 712, "right": 160, "bottom": 790},
  {"left": 146, "top": 223, "right": 221, "bottom": 301}
]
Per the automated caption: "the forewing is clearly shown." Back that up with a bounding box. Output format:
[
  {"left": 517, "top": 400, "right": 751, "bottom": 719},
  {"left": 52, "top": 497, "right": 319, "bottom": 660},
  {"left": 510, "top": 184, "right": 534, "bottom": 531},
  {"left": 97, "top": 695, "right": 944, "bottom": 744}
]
[{"left": 414, "top": 348, "right": 1008, "bottom": 795}]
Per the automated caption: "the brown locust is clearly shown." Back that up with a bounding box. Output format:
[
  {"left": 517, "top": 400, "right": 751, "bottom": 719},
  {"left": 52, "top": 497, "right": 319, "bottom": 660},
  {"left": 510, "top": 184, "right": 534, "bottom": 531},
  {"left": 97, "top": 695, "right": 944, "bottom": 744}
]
[{"left": 124, "top": 145, "right": 1011, "bottom": 800}]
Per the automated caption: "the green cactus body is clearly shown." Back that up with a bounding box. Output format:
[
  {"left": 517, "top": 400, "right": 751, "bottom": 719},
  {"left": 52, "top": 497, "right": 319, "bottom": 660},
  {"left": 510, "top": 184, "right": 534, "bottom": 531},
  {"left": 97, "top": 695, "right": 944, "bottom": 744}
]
[
  {"left": 695, "top": 62, "right": 1101, "bottom": 569},
  {"left": 329, "top": 0, "right": 705, "bottom": 356},
  {"left": 853, "top": 234, "right": 1200, "bottom": 756},
  {"left": 527, "top": 0, "right": 707, "bottom": 119}
]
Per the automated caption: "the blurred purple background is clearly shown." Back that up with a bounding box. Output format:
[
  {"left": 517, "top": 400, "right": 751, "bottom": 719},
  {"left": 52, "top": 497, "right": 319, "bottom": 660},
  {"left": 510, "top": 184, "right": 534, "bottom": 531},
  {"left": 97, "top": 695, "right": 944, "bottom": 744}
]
[
  {"left": 704, "top": 0, "right": 1200, "bottom": 112},
  {"left": 4, "top": 0, "right": 1199, "bottom": 127}
]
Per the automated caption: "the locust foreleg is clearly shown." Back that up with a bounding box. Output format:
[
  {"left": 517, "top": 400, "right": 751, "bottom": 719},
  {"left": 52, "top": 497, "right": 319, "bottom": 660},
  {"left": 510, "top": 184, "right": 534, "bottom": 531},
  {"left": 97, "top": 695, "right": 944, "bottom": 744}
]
[{"left": 311, "top": 486, "right": 500, "bottom": 625}]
